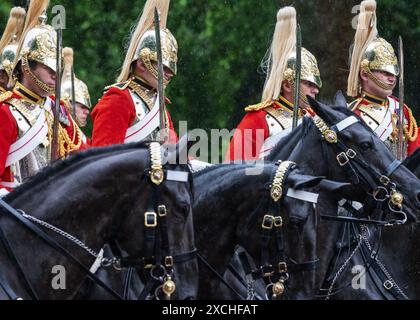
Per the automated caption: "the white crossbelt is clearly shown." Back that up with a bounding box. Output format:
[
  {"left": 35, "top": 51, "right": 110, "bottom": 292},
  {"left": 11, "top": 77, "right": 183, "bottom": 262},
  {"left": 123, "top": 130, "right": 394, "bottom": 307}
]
[
  {"left": 125, "top": 96, "right": 160, "bottom": 143},
  {"left": 375, "top": 97, "right": 397, "bottom": 141},
  {"left": 6, "top": 98, "right": 52, "bottom": 167}
]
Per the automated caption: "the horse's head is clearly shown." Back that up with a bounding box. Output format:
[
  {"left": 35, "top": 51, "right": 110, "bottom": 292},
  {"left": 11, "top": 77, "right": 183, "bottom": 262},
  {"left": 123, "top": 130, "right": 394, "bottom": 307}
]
[
  {"left": 305, "top": 92, "right": 420, "bottom": 223},
  {"left": 111, "top": 141, "right": 197, "bottom": 300},
  {"left": 233, "top": 163, "right": 346, "bottom": 300}
]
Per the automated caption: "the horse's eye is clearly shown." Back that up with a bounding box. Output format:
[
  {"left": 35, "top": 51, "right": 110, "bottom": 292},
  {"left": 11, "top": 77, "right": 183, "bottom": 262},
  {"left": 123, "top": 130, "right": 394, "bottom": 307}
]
[{"left": 360, "top": 141, "right": 373, "bottom": 151}]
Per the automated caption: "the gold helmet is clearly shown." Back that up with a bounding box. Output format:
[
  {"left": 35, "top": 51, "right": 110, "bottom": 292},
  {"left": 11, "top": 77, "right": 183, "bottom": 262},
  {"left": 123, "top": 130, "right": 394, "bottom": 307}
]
[
  {"left": 347, "top": 0, "right": 399, "bottom": 97},
  {"left": 61, "top": 47, "right": 92, "bottom": 110},
  {"left": 0, "top": 7, "right": 26, "bottom": 79},
  {"left": 117, "top": 0, "right": 177, "bottom": 83},
  {"left": 262, "top": 7, "right": 322, "bottom": 102},
  {"left": 12, "top": 0, "right": 58, "bottom": 94}
]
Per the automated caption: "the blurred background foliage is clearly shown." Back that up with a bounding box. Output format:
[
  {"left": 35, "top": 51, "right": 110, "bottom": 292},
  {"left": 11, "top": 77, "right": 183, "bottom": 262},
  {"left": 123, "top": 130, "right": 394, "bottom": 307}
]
[{"left": 1, "top": 0, "right": 419, "bottom": 140}]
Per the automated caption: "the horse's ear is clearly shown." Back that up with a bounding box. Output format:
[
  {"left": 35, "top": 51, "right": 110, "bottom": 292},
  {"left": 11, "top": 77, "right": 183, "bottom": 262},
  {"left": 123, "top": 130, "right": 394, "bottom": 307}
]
[
  {"left": 307, "top": 95, "right": 331, "bottom": 123},
  {"left": 333, "top": 90, "right": 347, "bottom": 108},
  {"left": 318, "top": 179, "right": 352, "bottom": 193},
  {"left": 287, "top": 172, "right": 325, "bottom": 189},
  {"left": 307, "top": 95, "right": 321, "bottom": 114}
]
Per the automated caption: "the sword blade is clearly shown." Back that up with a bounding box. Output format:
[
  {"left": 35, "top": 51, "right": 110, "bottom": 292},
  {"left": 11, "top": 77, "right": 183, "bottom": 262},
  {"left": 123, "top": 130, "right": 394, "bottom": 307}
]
[
  {"left": 397, "top": 36, "right": 404, "bottom": 161},
  {"left": 154, "top": 8, "right": 166, "bottom": 142},
  {"left": 51, "top": 28, "right": 63, "bottom": 162},
  {"left": 292, "top": 24, "right": 302, "bottom": 129}
]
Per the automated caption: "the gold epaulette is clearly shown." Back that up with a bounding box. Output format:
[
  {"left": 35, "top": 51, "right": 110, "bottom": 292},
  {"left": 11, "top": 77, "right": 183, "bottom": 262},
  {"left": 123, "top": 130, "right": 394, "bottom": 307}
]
[
  {"left": 245, "top": 100, "right": 274, "bottom": 112},
  {"left": 347, "top": 98, "right": 362, "bottom": 111},
  {"left": 104, "top": 81, "right": 130, "bottom": 92},
  {"left": 0, "top": 91, "right": 13, "bottom": 103}
]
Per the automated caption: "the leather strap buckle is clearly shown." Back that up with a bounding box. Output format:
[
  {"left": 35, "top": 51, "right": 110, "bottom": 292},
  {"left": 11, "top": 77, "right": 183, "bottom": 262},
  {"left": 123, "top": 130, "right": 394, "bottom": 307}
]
[
  {"left": 380, "top": 175, "right": 391, "bottom": 186},
  {"left": 274, "top": 216, "right": 283, "bottom": 228},
  {"left": 383, "top": 280, "right": 394, "bottom": 290},
  {"left": 144, "top": 212, "right": 158, "bottom": 227},
  {"left": 346, "top": 149, "right": 357, "bottom": 159},
  {"left": 262, "top": 215, "right": 274, "bottom": 230},
  {"left": 165, "top": 256, "right": 174, "bottom": 267},
  {"left": 278, "top": 262, "right": 288, "bottom": 273},
  {"left": 337, "top": 152, "right": 349, "bottom": 166},
  {"left": 158, "top": 205, "right": 167, "bottom": 217}
]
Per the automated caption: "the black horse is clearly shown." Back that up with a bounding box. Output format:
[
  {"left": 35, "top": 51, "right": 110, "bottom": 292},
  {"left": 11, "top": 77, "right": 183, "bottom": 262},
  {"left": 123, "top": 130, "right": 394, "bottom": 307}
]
[
  {"left": 192, "top": 162, "right": 347, "bottom": 300},
  {"left": 403, "top": 148, "right": 420, "bottom": 178},
  {"left": 266, "top": 94, "right": 420, "bottom": 299},
  {"left": 0, "top": 142, "right": 198, "bottom": 300}
]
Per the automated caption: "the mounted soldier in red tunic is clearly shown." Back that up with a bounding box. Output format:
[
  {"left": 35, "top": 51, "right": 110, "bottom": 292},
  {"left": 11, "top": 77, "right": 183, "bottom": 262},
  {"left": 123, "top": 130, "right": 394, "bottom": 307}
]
[
  {"left": 91, "top": 0, "right": 178, "bottom": 147},
  {"left": 347, "top": 0, "right": 419, "bottom": 159},
  {"left": 226, "top": 7, "right": 322, "bottom": 161},
  {"left": 0, "top": 0, "right": 85, "bottom": 197}
]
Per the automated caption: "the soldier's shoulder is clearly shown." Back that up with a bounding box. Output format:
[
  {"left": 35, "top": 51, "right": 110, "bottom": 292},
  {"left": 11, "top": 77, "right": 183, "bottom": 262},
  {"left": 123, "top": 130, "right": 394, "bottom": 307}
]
[
  {"left": 389, "top": 95, "right": 413, "bottom": 111},
  {"left": 347, "top": 97, "right": 363, "bottom": 111},
  {"left": 104, "top": 81, "right": 130, "bottom": 92},
  {"left": 244, "top": 100, "right": 274, "bottom": 112},
  {"left": 0, "top": 91, "right": 13, "bottom": 104}
]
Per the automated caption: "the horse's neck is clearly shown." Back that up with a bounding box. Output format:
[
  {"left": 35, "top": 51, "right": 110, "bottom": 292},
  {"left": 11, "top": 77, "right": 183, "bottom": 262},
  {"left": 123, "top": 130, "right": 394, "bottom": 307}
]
[
  {"left": 194, "top": 165, "right": 270, "bottom": 264},
  {"left": 0, "top": 155, "right": 139, "bottom": 299}
]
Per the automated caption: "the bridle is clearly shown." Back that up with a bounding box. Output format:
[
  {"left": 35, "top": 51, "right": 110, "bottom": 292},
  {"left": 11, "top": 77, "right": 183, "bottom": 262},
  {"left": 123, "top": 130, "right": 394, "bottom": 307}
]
[
  {"left": 197, "top": 161, "right": 320, "bottom": 300},
  {"left": 312, "top": 114, "right": 408, "bottom": 226},
  {"left": 0, "top": 142, "right": 196, "bottom": 300},
  {"left": 112, "top": 142, "right": 197, "bottom": 300},
  {"left": 309, "top": 113, "right": 411, "bottom": 299}
]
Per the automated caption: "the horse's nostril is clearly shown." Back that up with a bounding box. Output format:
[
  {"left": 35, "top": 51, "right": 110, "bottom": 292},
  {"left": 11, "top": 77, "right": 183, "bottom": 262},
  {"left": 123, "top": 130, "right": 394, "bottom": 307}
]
[{"left": 417, "top": 192, "right": 420, "bottom": 203}]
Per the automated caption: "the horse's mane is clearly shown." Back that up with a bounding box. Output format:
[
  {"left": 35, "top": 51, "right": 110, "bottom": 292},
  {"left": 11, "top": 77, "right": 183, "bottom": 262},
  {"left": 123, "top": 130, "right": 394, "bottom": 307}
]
[
  {"left": 267, "top": 119, "right": 307, "bottom": 161},
  {"left": 6, "top": 142, "right": 150, "bottom": 200},
  {"left": 403, "top": 148, "right": 420, "bottom": 172}
]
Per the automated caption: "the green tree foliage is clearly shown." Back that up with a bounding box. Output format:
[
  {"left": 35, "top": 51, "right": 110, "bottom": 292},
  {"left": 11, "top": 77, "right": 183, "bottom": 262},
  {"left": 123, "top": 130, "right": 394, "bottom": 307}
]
[{"left": 1, "top": 0, "right": 419, "bottom": 139}]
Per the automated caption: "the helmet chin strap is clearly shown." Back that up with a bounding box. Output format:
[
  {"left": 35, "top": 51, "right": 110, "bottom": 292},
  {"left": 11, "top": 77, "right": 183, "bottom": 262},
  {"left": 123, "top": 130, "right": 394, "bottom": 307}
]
[
  {"left": 22, "top": 56, "right": 55, "bottom": 96},
  {"left": 364, "top": 67, "right": 395, "bottom": 91},
  {"left": 140, "top": 55, "right": 169, "bottom": 87}
]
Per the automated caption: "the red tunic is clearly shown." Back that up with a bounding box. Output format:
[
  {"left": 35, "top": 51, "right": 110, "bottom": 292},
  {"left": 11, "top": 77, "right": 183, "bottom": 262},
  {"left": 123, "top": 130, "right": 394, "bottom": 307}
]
[
  {"left": 226, "top": 97, "right": 300, "bottom": 162},
  {"left": 226, "top": 109, "right": 270, "bottom": 162},
  {"left": 352, "top": 95, "right": 419, "bottom": 156},
  {"left": 0, "top": 91, "right": 85, "bottom": 192},
  {"left": 91, "top": 86, "right": 178, "bottom": 147}
]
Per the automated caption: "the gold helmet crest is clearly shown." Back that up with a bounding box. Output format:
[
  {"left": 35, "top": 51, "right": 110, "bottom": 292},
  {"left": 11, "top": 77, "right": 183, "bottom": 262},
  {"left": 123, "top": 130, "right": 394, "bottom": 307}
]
[
  {"left": 262, "top": 7, "right": 322, "bottom": 102},
  {"left": 117, "top": 0, "right": 177, "bottom": 83},
  {"left": 61, "top": 47, "right": 92, "bottom": 110},
  {"left": 0, "top": 7, "right": 26, "bottom": 79},
  {"left": 347, "top": 0, "right": 399, "bottom": 97}
]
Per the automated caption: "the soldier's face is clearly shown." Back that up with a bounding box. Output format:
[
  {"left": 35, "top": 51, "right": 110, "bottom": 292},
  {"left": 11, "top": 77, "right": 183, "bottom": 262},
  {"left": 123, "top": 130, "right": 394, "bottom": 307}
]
[
  {"left": 360, "top": 70, "right": 396, "bottom": 99},
  {"left": 0, "top": 70, "right": 9, "bottom": 89},
  {"left": 135, "top": 60, "right": 174, "bottom": 89},
  {"left": 22, "top": 62, "right": 56, "bottom": 97},
  {"left": 75, "top": 102, "right": 89, "bottom": 127},
  {"left": 301, "top": 80, "right": 319, "bottom": 100}
]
